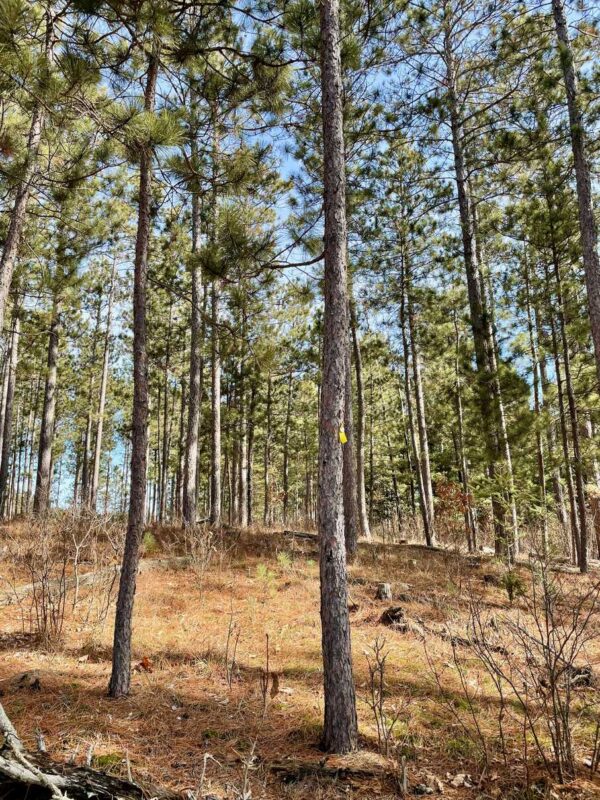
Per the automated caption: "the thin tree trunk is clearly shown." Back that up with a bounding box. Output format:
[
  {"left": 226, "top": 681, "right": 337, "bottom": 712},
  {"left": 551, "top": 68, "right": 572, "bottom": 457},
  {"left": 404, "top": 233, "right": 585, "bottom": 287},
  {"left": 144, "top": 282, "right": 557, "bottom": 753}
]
[
  {"left": 109, "top": 48, "right": 159, "bottom": 698},
  {"left": 553, "top": 258, "right": 588, "bottom": 572},
  {"left": 543, "top": 255, "right": 582, "bottom": 565},
  {"left": 183, "top": 127, "right": 203, "bottom": 527},
  {"left": 400, "top": 254, "right": 434, "bottom": 546},
  {"left": 452, "top": 312, "right": 477, "bottom": 552},
  {"left": 524, "top": 255, "right": 548, "bottom": 555},
  {"left": 349, "top": 302, "right": 371, "bottom": 540},
  {"left": 90, "top": 263, "right": 115, "bottom": 511},
  {"left": 536, "top": 307, "right": 568, "bottom": 533},
  {"left": 82, "top": 297, "right": 102, "bottom": 505},
  {"left": 33, "top": 300, "right": 60, "bottom": 514},
  {"left": 443, "top": 25, "right": 510, "bottom": 558},
  {"left": 209, "top": 280, "right": 222, "bottom": 526},
  {"left": 282, "top": 370, "right": 293, "bottom": 526},
  {"left": 0, "top": 14, "right": 53, "bottom": 338},
  {"left": 397, "top": 377, "right": 416, "bottom": 516},
  {"left": 175, "top": 378, "right": 186, "bottom": 519},
  {"left": 545, "top": 189, "right": 589, "bottom": 571},
  {"left": 263, "top": 373, "right": 272, "bottom": 526},
  {"left": 318, "top": 0, "right": 357, "bottom": 754},
  {"left": 343, "top": 321, "right": 358, "bottom": 558},
  {"left": 159, "top": 304, "right": 173, "bottom": 523},
  {"left": 407, "top": 283, "right": 435, "bottom": 546},
  {"left": 237, "top": 357, "right": 248, "bottom": 528},
  {"left": 247, "top": 382, "right": 256, "bottom": 525},
  {"left": 0, "top": 311, "right": 20, "bottom": 515},
  {"left": 552, "top": 0, "right": 600, "bottom": 390},
  {"left": 0, "top": 348, "right": 11, "bottom": 461}
]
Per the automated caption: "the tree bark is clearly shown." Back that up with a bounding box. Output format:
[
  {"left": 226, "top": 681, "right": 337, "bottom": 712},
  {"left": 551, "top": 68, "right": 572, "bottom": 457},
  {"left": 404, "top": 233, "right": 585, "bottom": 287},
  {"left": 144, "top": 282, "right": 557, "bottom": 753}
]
[
  {"left": 209, "top": 280, "right": 222, "bottom": 526},
  {"left": 318, "top": 0, "right": 357, "bottom": 754},
  {"left": 0, "top": 11, "right": 53, "bottom": 338},
  {"left": 263, "top": 373, "right": 272, "bottom": 526},
  {"left": 183, "top": 115, "right": 203, "bottom": 527},
  {"left": 237, "top": 355, "right": 248, "bottom": 528},
  {"left": 0, "top": 310, "right": 20, "bottom": 515},
  {"left": 247, "top": 382, "right": 256, "bottom": 524},
  {"left": 552, "top": 0, "right": 600, "bottom": 391},
  {"left": 159, "top": 303, "right": 173, "bottom": 523},
  {"left": 524, "top": 255, "right": 548, "bottom": 555},
  {"left": 452, "top": 312, "right": 477, "bottom": 552},
  {"left": 33, "top": 300, "right": 60, "bottom": 514},
  {"left": 90, "top": 262, "right": 116, "bottom": 511},
  {"left": 343, "top": 320, "right": 358, "bottom": 558},
  {"left": 109, "top": 47, "right": 159, "bottom": 697},
  {"left": 349, "top": 302, "right": 371, "bottom": 540},
  {"left": 282, "top": 369, "right": 293, "bottom": 525},
  {"left": 443, "top": 25, "right": 512, "bottom": 558},
  {"left": 407, "top": 283, "right": 435, "bottom": 546}
]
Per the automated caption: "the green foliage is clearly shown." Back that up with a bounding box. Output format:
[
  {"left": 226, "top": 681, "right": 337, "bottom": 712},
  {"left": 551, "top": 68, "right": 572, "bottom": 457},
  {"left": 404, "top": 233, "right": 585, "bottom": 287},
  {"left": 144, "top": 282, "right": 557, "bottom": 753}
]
[{"left": 500, "top": 571, "right": 527, "bottom": 604}]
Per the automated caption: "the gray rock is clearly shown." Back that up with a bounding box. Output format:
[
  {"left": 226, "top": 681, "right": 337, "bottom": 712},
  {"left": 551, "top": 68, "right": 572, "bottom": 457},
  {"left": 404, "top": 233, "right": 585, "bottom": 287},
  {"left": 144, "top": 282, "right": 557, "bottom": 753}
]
[{"left": 375, "top": 582, "right": 393, "bottom": 600}]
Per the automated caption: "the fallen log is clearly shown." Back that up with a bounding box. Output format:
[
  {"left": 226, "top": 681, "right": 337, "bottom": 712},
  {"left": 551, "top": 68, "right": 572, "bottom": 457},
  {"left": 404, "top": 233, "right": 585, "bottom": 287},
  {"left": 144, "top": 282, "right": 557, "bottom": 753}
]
[
  {"left": 281, "top": 530, "right": 318, "bottom": 541},
  {"left": 0, "top": 703, "right": 174, "bottom": 800}
]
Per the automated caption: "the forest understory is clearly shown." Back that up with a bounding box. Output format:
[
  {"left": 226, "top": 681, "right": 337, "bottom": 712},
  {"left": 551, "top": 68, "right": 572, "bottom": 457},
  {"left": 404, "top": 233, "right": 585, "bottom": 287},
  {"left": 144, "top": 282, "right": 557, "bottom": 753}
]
[{"left": 0, "top": 519, "right": 599, "bottom": 800}]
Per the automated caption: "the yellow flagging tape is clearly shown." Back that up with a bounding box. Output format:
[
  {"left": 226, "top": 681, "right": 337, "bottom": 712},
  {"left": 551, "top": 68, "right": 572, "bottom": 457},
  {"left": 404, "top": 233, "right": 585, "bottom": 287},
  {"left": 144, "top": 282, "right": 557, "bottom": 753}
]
[{"left": 339, "top": 426, "right": 347, "bottom": 444}]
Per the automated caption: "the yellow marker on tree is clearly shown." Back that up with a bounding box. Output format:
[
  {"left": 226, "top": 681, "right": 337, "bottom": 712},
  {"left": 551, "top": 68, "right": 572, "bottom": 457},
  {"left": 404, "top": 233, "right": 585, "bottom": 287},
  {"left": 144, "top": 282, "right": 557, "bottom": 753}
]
[{"left": 339, "top": 425, "right": 347, "bottom": 444}]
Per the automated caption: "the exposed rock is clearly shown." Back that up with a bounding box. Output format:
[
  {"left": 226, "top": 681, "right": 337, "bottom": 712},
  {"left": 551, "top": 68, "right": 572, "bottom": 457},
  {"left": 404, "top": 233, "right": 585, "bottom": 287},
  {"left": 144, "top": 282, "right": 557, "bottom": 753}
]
[
  {"left": 380, "top": 606, "right": 407, "bottom": 629},
  {"left": 375, "top": 583, "right": 393, "bottom": 601},
  {"left": 423, "top": 773, "right": 444, "bottom": 793},
  {"left": 414, "top": 784, "right": 434, "bottom": 795},
  {"left": 447, "top": 772, "right": 473, "bottom": 789}
]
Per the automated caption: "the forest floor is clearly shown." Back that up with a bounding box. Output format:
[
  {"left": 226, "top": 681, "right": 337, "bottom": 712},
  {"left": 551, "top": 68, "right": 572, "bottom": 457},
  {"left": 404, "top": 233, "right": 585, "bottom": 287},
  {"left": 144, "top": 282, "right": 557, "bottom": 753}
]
[{"left": 0, "top": 523, "right": 599, "bottom": 799}]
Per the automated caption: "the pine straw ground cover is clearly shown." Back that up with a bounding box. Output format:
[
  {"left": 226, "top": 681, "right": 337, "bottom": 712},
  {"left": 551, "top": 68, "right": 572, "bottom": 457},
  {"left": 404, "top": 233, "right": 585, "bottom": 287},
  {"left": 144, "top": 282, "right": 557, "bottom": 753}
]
[{"left": 0, "top": 526, "right": 598, "bottom": 799}]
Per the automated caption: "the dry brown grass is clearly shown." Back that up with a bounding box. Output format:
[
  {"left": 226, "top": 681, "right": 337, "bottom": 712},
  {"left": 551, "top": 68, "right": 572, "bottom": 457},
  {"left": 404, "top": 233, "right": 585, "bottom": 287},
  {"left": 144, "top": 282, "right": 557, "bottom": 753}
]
[{"left": 0, "top": 524, "right": 599, "bottom": 799}]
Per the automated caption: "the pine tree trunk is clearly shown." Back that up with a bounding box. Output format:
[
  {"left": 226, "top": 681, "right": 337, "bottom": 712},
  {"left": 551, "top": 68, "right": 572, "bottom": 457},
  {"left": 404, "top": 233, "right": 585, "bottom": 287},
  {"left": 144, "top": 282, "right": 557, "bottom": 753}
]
[
  {"left": 209, "top": 280, "right": 222, "bottom": 526},
  {"left": 159, "top": 305, "right": 173, "bottom": 523},
  {"left": 282, "top": 370, "right": 293, "bottom": 526},
  {"left": 0, "top": 348, "right": 11, "bottom": 462},
  {"left": 545, "top": 190, "right": 589, "bottom": 570},
  {"left": 247, "top": 383, "right": 256, "bottom": 525},
  {"left": 90, "top": 263, "right": 115, "bottom": 511},
  {"left": 552, "top": 258, "right": 588, "bottom": 572},
  {"left": 343, "top": 322, "right": 358, "bottom": 559},
  {"left": 0, "top": 87, "right": 48, "bottom": 336},
  {"left": 33, "top": 300, "right": 60, "bottom": 515},
  {"left": 480, "top": 258, "right": 519, "bottom": 556},
  {"left": 109, "top": 48, "right": 159, "bottom": 698},
  {"left": 524, "top": 257, "right": 548, "bottom": 555},
  {"left": 535, "top": 307, "right": 568, "bottom": 533},
  {"left": 0, "top": 311, "right": 20, "bottom": 515},
  {"left": 318, "top": 0, "right": 357, "bottom": 754},
  {"left": 82, "top": 297, "right": 102, "bottom": 506},
  {"left": 349, "top": 302, "right": 371, "bottom": 540},
  {"left": 381, "top": 402, "right": 403, "bottom": 531},
  {"left": 407, "top": 285, "right": 435, "bottom": 546},
  {"left": 400, "top": 256, "right": 432, "bottom": 546},
  {"left": 263, "top": 373, "right": 272, "bottom": 526},
  {"left": 237, "top": 357, "right": 248, "bottom": 528},
  {"left": 443, "top": 27, "right": 511, "bottom": 557},
  {"left": 183, "top": 127, "right": 203, "bottom": 527},
  {"left": 452, "top": 313, "right": 477, "bottom": 552},
  {"left": 175, "top": 378, "right": 186, "bottom": 519},
  {"left": 551, "top": 0, "right": 600, "bottom": 390}
]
